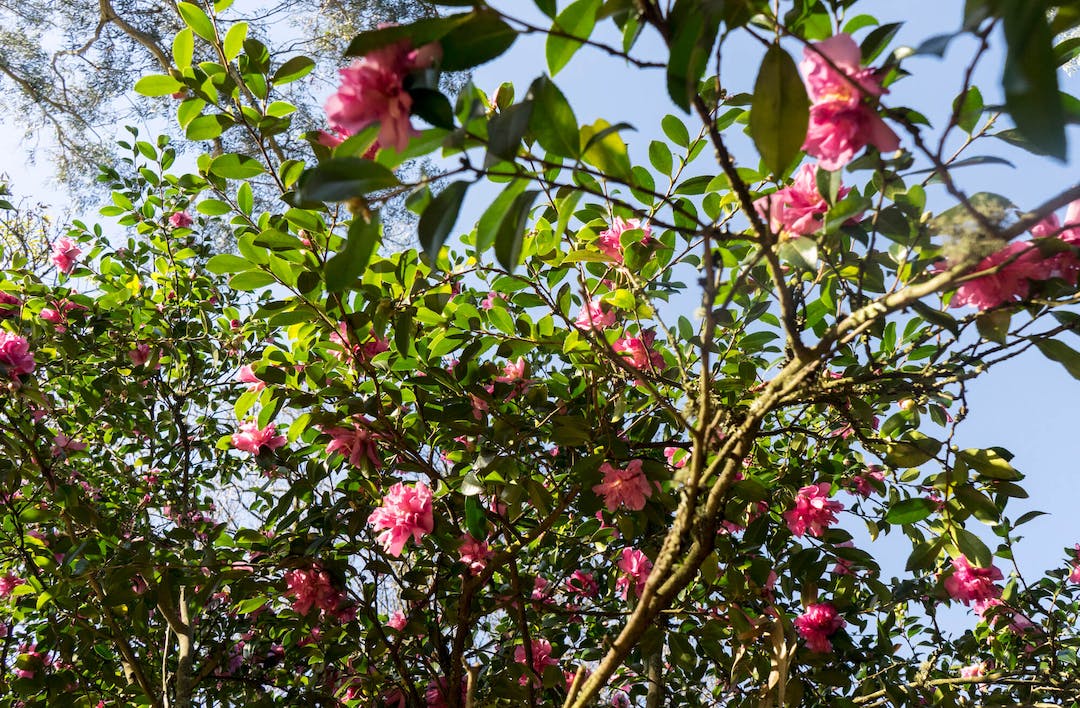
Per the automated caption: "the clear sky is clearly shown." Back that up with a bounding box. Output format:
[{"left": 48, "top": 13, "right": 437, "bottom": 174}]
[{"left": 1, "top": 0, "right": 1076, "bottom": 607}]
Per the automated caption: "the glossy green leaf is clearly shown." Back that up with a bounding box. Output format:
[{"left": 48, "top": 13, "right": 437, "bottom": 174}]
[
  {"left": 665, "top": 1, "right": 720, "bottom": 111},
  {"left": 495, "top": 190, "right": 540, "bottom": 272},
  {"left": 345, "top": 15, "right": 469, "bottom": 57},
  {"left": 527, "top": 76, "right": 579, "bottom": 158},
  {"left": 546, "top": 0, "right": 600, "bottom": 75},
  {"left": 209, "top": 153, "right": 265, "bottom": 179},
  {"left": 749, "top": 45, "right": 809, "bottom": 177},
  {"left": 884, "top": 433, "right": 941, "bottom": 468},
  {"left": 325, "top": 216, "right": 381, "bottom": 292},
  {"left": 580, "top": 119, "right": 632, "bottom": 181},
  {"left": 418, "top": 180, "right": 469, "bottom": 262},
  {"left": 185, "top": 114, "right": 234, "bottom": 141},
  {"left": 486, "top": 101, "right": 533, "bottom": 165},
  {"left": 223, "top": 22, "right": 248, "bottom": 61},
  {"left": 440, "top": 11, "right": 518, "bottom": 71},
  {"left": 955, "top": 528, "right": 993, "bottom": 568},
  {"left": 173, "top": 28, "right": 195, "bottom": 69},
  {"left": 133, "top": 75, "right": 184, "bottom": 97},
  {"left": 1001, "top": 0, "right": 1066, "bottom": 160},
  {"left": 271, "top": 56, "right": 316, "bottom": 85},
  {"left": 1035, "top": 338, "right": 1080, "bottom": 380},
  {"left": 409, "top": 88, "right": 455, "bottom": 129},
  {"left": 296, "top": 158, "right": 400, "bottom": 202},
  {"left": 206, "top": 254, "right": 253, "bottom": 274},
  {"left": 464, "top": 495, "right": 486, "bottom": 538},
  {"left": 177, "top": 2, "right": 217, "bottom": 42},
  {"left": 884, "top": 497, "right": 938, "bottom": 525}
]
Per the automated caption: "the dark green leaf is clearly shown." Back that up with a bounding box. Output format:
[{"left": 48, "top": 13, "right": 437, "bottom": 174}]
[
  {"left": 325, "top": 216, "right": 381, "bottom": 292},
  {"left": 527, "top": 76, "right": 579, "bottom": 158},
  {"left": 297, "top": 158, "right": 399, "bottom": 202},
  {"left": 955, "top": 86, "right": 984, "bottom": 133},
  {"left": 905, "top": 537, "right": 945, "bottom": 571},
  {"left": 494, "top": 190, "right": 540, "bottom": 271},
  {"left": 666, "top": 2, "right": 720, "bottom": 111},
  {"left": 477, "top": 181, "right": 526, "bottom": 252},
  {"left": 860, "top": 22, "right": 902, "bottom": 62},
  {"left": 486, "top": 101, "right": 533, "bottom": 165},
  {"left": 546, "top": 0, "right": 600, "bottom": 75},
  {"left": 975, "top": 309, "right": 1011, "bottom": 344},
  {"left": 418, "top": 181, "right": 468, "bottom": 262},
  {"left": 440, "top": 11, "right": 518, "bottom": 71},
  {"left": 1035, "top": 338, "right": 1080, "bottom": 380},
  {"left": 884, "top": 432, "right": 942, "bottom": 468},
  {"left": 913, "top": 32, "right": 958, "bottom": 58},
  {"left": 464, "top": 496, "right": 486, "bottom": 538},
  {"left": 1001, "top": 0, "right": 1066, "bottom": 160},
  {"left": 955, "top": 529, "right": 992, "bottom": 568},
  {"left": 209, "top": 153, "right": 265, "bottom": 179},
  {"left": 749, "top": 45, "right": 809, "bottom": 177},
  {"left": 271, "top": 56, "right": 316, "bottom": 85},
  {"left": 345, "top": 15, "right": 470, "bottom": 57}
]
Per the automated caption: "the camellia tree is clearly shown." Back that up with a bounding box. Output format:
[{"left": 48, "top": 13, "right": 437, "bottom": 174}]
[{"left": 4, "top": 0, "right": 1080, "bottom": 706}]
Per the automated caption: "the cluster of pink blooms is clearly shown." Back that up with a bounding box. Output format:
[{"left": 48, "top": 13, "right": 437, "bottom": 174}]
[
  {"left": 330, "top": 323, "right": 390, "bottom": 362},
  {"left": 480, "top": 291, "right": 507, "bottom": 310},
  {"left": 323, "top": 418, "right": 383, "bottom": 469},
  {"left": 784, "top": 482, "right": 843, "bottom": 537},
  {"left": 0, "top": 331, "right": 35, "bottom": 378},
  {"left": 50, "top": 237, "right": 82, "bottom": 274},
  {"left": 283, "top": 564, "right": 349, "bottom": 618},
  {"left": 0, "top": 291, "right": 21, "bottom": 317},
  {"left": 800, "top": 34, "right": 900, "bottom": 170},
  {"left": 615, "top": 547, "right": 653, "bottom": 600},
  {"left": 458, "top": 534, "right": 492, "bottom": 575},
  {"left": 794, "top": 602, "right": 845, "bottom": 653},
  {"left": 324, "top": 36, "right": 442, "bottom": 152},
  {"left": 128, "top": 343, "right": 159, "bottom": 369},
  {"left": 574, "top": 298, "right": 617, "bottom": 330},
  {"left": 386, "top": 609, "right": 408, "bottom": 631},
  {"left": 168, "top": 211, "right": 194, "bottom": 229},
  {"left": 943, "top": 555, "right": 1002, "bottom": 606},
  {"left": 367, "top": 481, "right": 434, "bottom": 556},
  {"left": 0, "top": 572, "right": 25, "bottom": 598},
  {"left": 948, "top": 200, "right": 1080, "bottom": 311},
  {"left": 850, "top": 466, "right": 885, "bottom": 497},
  {"left": 613, "top": 330, "right": 664, "bottom": 372},
  {"left": 39, "top": 299, "right": 86, "bottom": 333},
  {"left": 754, "top": 163, "right": 853, "bottom": 238},
  {"left": 592, "top": 459, "right": 653, "bottom": 512},
  {"left": 514, "top": 638, "right": 559, "bottom": 686},
  {"left": 596, "top": 217, "right": 654, "bottom": 263},
  {"left": 231, "top": 422, "right": 286, "bottom": 454}
]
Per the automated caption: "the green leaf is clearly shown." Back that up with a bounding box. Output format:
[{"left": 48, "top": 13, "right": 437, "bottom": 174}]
[
  {"left": 206, "top": 254, "right": 253, "bottom": 274},
  {"left": 177, "top": 2, "right": 217, "bottom": 43},
  {"left": 345, "top": 15, "right": 469, "bottom": 57},
  {"left": 486, "top": 101, "right": 533, "bottom": 166},
  {"left": 955, "top": 86, "right": 984, "bottom": 134},
  {"left": 418, "top": 180, "right": 469, "bottom": 262},
  {"left": 464, "top": 496, "right": 486, "bottom": 538},
  {"left": 237, "top": 181, "right": 254, "bottom": 214},
  {"left": 440, "top": 11, "right": 518, "bottom": 71},
  {"left": 1000, "top": 0, "right": 1066, "bottom": 160},
  {"left": 223, "top": 22, "right": 248, "bottom": 61},
  {"left": 185, "top": 113, "right": 234, "bottom": 141},
  {"left": 325, "top": 216, "right": 381, "bottom": 292},
  {"left": 974, "top": 309, "right": 1011, "bottom": 344},
  {"left": 1035, "top": 338, "right": 1080, "bottom": 380},
  {"left": 477, "top": 181, "right": 526, "bottom": 252},
  {"left": 955, "top": 529, "right": 992, "bottom": 568},
  {"left": 527, "top": 76, "right": 579, "bottom": 158},
  {"left": 885, "top": 497, "right": 938, "bottom": 525},
  {"left": 209, "top": 153, "right": 265, "bottom": 179},
  {"left": 957, "top": 448, "right": 1021, "bottom": 481},
  {"left": 860, "top": 22, "right": 901, "bottom": 63},
  {"left": 905, "top": 536, "right": 945, "bottom": 572},
  {"left": 749, "top": 45, "right": 809, "bottom": 177},
  {"left": 665, "top": 1, "right": 720, "bottom": 111},
  {"left": 884, "top": 432, "right": 941, "bottom": 468},
  {"left": 173, "top": 29, "right": 195, "bottom": 69},
  {"left": 661, "top": 114, "right": 690, "bottom": 147},
  {"left": 271, "top": 56, "right": 316, "bottom": 85},
  {"left": 777, "top": 236, "right": 818, "bottom": 270},
  {"left": 546, "top": 0, "right": 600, "bottom": 75},
  {"left": 296, "top": 158, "right": 400, "bottom": 202},
  {"left": 495, "top": 190, "right": 540, "bottom": 272},
  {"left": 580, "top": 119, "right": 632, "bottom": 181},
  {"left": 409, "top": 88, "right": 455, "bottom": 129},
  {"left": 134, "top": 75, "right": 184, "bottom": 97}
]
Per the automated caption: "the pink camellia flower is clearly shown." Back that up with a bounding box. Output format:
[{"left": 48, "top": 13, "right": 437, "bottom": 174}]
[
  {"left": 128, "top": 343, "right": 159, "bottom": 369},
  {"left": 664, "top": 446, "right": 687, "bottom": 469},
  {"left": 592, "top": 460, "right": 653, "bottom": 512},
  {"left": 39, "top": 307, "right": 64, "bottom": 326},
  {"left": 615, "top": 547, "right": 653, "bottom": 600},
  {"left": 168, "top": 211, "right": 194, "bottom": 229},
  {"left": 754, "top": 163, "right": 853, "bottom": 238},
  {"left": 494, "top": 357, "right": 528, "bottom": 385},
  {"left": 367, "top": 481, "right": 434, "bottom": 556},
  {"left": 574, "top": 298, "right": 617, "bottom": 330},
  {"left": 784, "top": 482, "right": 843, "bottom": 537},
  {"left": 973, "top": 597, "right": 1033, "bottom": 632},
  {"left": 0, "top": 572, "right": 25, "bottom": 598},
  {"left": 950, "top": 240, "right": 1052, "bottom": 311},
  {"left": 50, "top": 237, "right": 82, "bottom": 274},
  {"left": 794, "top": 602, "right": 845, "bottom": 653},
  {"left": 851, "top": 466, "right": 885, "bottom": 497},
  {"left": 596, "top": 217, "right": 653, "bottom": 263},
  {"left": 458, "top": 534, "right": 492, "bottom": 575},
  {"left": 613, "top": 330, "right": 664, "bottom": 372},
  {"left": 324, "top": 38, "right": 442, "bottom": 152},
  {"left": 514, "top": 639, "right": 559, "bottom": 686},
  {"left": 230, "top": 421, "right": 286, "bottom": 454},
  {"left": 800, "top": 34, "right": 900, "bottom": 170},
  {"left": 0, "top": 292, "right": 21, "bottom": 318},
  {"left": 361, "top": 333, "right": 390, "bottom": 361},
  {"left": 943, "top": 555, "right": 1003, "bottom": 605},
  {"left": 283, "top": 565, "right": 343, "bottom": 616},
  {"left": 1069, "top": 545, "right": 1080, "bottom": 584},
  {"left": 237, "top": 364, "right": 265, "bottom": 392},
  {"left": 566, "top": 570, "right": 599, "bottom": 598},
  {"left": 51, "top": 433, "right": 87, "bottom": 457},
  {"left": 386, "top": 609, "right": 408, "bottom": 631},
  {"left": 531, "top": 576, "right": 551, "bottom": 602},
  {"left": 425, "top": 676, "right": 465, "bottom": 708},
  {"left": 324, "top": 420, "right": 382, "bottom": 469},
  {"left": 959, "top": 662, "right": 986, "bottom": 679},
  {"left": 0, "top": 331, "right": 35, "bottom": 378}
]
